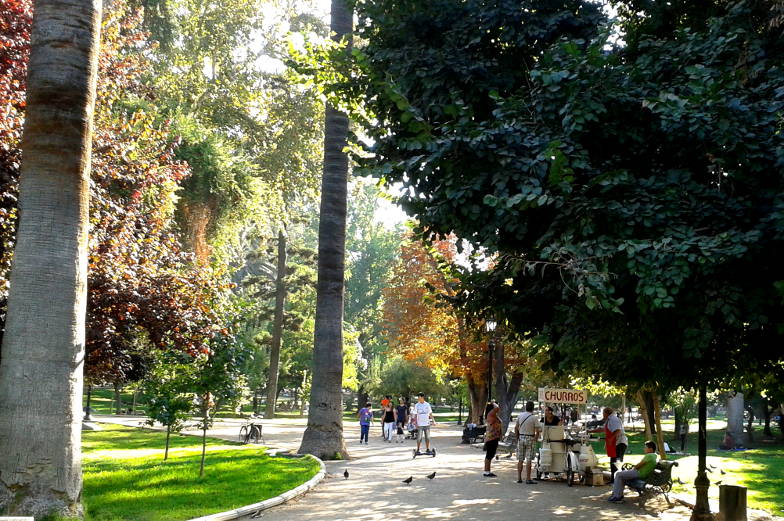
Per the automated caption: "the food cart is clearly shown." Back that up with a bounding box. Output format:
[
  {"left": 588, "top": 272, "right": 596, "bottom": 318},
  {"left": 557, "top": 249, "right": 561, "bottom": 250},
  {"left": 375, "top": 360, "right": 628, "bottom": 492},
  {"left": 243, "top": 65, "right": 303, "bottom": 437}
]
[{"left": 534, "top": 388, "right": 602, "bottom": 486}]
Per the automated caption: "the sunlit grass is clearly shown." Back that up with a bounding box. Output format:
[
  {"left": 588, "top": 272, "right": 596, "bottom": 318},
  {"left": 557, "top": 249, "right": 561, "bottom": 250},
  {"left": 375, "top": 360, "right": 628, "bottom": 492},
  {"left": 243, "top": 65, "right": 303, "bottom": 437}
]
[
  {"left": 618, "top": 425, "right": 783, "bottom": 515},
  {"left": 82, "top": 424, "right": 319, "bottom": 521}
]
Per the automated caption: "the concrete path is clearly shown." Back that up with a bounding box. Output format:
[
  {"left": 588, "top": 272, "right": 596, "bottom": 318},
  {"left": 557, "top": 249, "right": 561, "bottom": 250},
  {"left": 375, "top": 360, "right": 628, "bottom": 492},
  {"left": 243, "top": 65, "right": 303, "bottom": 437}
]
[{"left": 93, "top": 415, "right": 695, "bottom": 521}]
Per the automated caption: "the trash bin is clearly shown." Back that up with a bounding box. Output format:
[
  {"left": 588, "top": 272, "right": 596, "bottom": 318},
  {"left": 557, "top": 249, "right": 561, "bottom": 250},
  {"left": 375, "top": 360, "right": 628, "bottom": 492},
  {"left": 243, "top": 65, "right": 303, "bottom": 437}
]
[{"left": 719, "top": 484, "right": 747, "bottom": 521}]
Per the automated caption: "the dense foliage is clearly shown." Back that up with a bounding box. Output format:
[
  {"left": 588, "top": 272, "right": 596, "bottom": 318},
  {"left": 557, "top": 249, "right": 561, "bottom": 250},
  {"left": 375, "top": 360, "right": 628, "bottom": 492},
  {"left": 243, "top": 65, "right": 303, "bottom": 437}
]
[
  {"left": 0, "top": 1, "right": 226, "bottom": 383},
  {"left": 338, "top": 0, "right": 784, "bottom": 392}
]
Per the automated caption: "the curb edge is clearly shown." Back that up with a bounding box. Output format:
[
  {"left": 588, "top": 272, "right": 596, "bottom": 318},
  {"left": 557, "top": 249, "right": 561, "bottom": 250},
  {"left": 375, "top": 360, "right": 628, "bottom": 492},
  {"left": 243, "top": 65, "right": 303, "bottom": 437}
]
[{"left": 184, "top": 455, "right": 327, "bottom": 521}]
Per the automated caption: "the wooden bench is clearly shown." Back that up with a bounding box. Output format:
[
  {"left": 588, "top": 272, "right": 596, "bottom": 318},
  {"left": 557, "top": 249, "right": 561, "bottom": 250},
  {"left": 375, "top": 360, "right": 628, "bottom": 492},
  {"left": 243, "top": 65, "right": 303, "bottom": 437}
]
[{"left": 622, "top": 460, "right": 679, "bottom": 507}]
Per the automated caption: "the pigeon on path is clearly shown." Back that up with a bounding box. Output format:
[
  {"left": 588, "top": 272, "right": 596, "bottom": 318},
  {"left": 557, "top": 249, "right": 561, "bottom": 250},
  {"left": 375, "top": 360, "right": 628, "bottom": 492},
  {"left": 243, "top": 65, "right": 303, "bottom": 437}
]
[
  {"left": 402, "top": 476, "right": 413, "bottom": 485},
  {"left": 344, "top": 469, "right": 349, "bottom": 480},
  {"left": 720, "top": 469, "right": 726, "bottom": 475},
  {"left": 426, "top": 472, "right": 436, "bottom": 480}
]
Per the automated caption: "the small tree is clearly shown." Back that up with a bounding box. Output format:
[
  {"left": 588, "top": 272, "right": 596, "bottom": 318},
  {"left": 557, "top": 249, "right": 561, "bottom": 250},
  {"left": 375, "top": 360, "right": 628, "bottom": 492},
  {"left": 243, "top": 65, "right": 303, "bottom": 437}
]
[
  {"left": 191, "top": 334, "right": 247, "bottom": 477},
  {"left": 141, "top": 354, "right": 195, "bottom": 460}
]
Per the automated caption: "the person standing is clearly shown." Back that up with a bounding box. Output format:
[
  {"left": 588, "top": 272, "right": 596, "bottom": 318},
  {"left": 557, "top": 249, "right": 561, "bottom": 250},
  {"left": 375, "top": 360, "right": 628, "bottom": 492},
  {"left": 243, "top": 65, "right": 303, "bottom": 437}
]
[
  {"left": 414, "top": 392, "right": 435, "bottom": 453},
  {"left": 380, "top": 395, "right": 392, "bottom": 437},
  {"left": 358, "top": 402, "right": 373, "bottom": 444},
  {"left": 679, "top": 421, "right": 688, "bottom": 452},
  {"left": 395, "top": 397, "right": 408, "bottom": 443},
  {"left": 515, "top": 401, "right": 541, "bottom": 484},
  {"left": 382, "top": 400, "right": 397, "bottom": 442},
  {"left": 483, "top": 402, "right": 502, "bottom": 477},
  {"left": 601, "top": 407, "right": 628, "bottom": 481},
  {"left": 543, "top": 406, "right": 561, "bottom": 426}
]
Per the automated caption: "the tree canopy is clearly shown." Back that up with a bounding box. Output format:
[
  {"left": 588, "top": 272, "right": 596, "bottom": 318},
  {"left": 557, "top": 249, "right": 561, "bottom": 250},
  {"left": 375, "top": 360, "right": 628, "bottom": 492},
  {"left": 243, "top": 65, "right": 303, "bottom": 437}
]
[{"left": 331, "top": 0, "right": 784, "bottom": 393}]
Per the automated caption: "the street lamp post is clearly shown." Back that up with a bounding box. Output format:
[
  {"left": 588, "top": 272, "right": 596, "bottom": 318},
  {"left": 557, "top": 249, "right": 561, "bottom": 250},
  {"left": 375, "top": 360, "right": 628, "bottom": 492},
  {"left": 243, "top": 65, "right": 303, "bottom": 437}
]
[{"left": 485, "top": 319, "right": 497, "bottom": 403}]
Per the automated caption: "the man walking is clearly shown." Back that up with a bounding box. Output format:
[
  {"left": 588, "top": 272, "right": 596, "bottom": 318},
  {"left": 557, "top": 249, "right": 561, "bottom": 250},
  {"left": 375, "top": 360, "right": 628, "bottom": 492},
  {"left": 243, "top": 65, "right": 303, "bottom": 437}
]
[
  {"left": 414, "top": 392, "right": 435, "bottom": 453},
  {"left": 515, "top": 401, "right": 541, "bottom": 484}
]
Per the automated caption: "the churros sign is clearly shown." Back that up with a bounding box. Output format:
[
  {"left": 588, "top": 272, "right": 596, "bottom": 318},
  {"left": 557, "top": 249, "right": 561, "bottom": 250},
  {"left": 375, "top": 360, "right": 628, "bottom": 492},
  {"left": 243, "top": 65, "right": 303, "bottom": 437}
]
[{"left": 538, "top": 388, "right": 588, "bottom": 404}]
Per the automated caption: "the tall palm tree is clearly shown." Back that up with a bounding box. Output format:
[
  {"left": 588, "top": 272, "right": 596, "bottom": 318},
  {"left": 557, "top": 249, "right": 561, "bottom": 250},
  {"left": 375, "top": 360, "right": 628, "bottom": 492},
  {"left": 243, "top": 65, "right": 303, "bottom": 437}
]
[
  {"left": 298, "top": 0, "right": 352, "bottom": 459},
  {"left": 0, "top": 1, "right": 102, "bottom": 516}
]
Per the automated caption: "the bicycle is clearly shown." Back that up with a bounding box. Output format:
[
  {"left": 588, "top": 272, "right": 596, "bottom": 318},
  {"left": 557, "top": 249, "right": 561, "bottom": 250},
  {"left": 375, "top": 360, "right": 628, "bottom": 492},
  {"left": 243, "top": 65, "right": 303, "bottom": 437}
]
[{"left": 239, "top": 415, "right": 264, "bottom": 444}]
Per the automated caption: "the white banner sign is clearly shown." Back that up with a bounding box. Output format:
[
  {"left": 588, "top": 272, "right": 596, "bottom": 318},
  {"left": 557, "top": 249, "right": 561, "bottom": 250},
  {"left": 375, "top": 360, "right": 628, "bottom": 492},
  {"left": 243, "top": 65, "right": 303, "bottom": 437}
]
[{"left": 538, "top": 388, "right": 588, "bottom": 405}]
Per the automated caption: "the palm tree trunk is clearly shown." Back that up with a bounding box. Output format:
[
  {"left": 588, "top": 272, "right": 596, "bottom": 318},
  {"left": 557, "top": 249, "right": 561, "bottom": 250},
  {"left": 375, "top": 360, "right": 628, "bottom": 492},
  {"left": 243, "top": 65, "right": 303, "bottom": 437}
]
[
  {"left": 298, "top": 0, "right": 352, "bottom": 460},
  {"left": 0, "top": 1, "right": 102, "bottom": 516},
  {"left": 265, "top": 230, "right": 287, "bottom": 419}
]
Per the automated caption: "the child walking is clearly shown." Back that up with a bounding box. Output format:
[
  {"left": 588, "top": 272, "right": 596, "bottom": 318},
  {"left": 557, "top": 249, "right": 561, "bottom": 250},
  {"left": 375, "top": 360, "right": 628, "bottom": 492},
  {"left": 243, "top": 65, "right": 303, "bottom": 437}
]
[{"left": 358, "top": 402, "right": 373, "bottom": 444}]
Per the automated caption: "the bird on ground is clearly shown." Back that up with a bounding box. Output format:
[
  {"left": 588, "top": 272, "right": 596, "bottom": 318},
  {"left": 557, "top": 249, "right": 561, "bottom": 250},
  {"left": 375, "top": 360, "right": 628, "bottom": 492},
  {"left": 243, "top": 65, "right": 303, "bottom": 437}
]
[
  {"left": 249, "top": 511, "right": 263, "bottom": 519},
  {"left": 720, "top": 469, "right": 726, "bottom": 475},
  {"left": 676, "top": 478, "right": 685, "bottom": 485},
  {"left": 716, "top": 480, "right": 723, "bottom": 486},
  {"left": 344, "top": 469, "right": 349, "bottom": 480},
  {"left": 707, "top": 464, "right": 717, "bottom": 471},
  {"left": 426, "top": 472, "right": 436, "bottom": 480},
  {"left": 402, "top": 476, "right": 413, "bottom": 485}
]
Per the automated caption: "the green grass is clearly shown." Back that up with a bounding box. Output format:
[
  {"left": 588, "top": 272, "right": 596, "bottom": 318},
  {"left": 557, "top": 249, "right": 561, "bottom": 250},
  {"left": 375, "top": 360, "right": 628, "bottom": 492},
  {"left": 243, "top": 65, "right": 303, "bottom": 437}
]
[
  {"left": 616, "top": 425, "right": 783, "bottom": 515},
  {"left": 84, "top": 389, "right": 146, "bottom": 415},
  {"left": 81, "top": 424, "right": 319, "bottom": 521}
]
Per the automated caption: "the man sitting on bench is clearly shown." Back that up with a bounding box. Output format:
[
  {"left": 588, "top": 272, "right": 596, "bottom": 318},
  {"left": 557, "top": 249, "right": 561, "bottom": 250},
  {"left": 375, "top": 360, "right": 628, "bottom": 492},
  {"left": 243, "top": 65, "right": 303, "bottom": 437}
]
[{"left": 608, "top": 440, "right": 658, "bottom": 503}]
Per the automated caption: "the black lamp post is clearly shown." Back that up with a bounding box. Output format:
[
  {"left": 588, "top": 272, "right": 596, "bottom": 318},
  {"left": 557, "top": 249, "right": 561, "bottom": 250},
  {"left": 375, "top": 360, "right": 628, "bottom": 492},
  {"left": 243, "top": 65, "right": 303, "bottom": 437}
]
[{"left": 485, "top": 319, "right": 497, "bottom": 403}]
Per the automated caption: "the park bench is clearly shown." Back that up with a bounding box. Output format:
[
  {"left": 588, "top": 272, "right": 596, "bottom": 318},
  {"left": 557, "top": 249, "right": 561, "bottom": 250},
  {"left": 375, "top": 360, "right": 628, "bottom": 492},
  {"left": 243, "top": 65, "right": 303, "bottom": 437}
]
[
  {"left": 461, "top": 425, "right": 486, "bottom": 444},
  {"left": 622, "top": 460, "right": 679, "bottom": 508}
]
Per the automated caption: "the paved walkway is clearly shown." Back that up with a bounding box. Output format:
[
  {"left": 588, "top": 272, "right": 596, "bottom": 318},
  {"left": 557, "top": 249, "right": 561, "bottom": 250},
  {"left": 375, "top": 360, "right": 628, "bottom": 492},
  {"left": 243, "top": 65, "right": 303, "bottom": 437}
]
[{"left": 93, "top": 414, "right": 698, "bottom": 521}]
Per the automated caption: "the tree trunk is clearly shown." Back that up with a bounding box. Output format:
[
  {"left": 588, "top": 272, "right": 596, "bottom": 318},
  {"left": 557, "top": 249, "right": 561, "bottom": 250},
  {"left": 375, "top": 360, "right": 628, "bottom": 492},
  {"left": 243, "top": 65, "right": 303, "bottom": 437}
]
[
  {"left": 637, "top": 390, "right": 654, "bottom": 441},
  {"left": 726, "top": 392, "right": 744, "bottom": 445},
  {"left": 762, "top": 398, "right": 773, "bottom": 437},
  {"left": 467, "top": 374, "right": 487, "bottom": 424},
  {"left": 164, "top": 424, "right": 171, "bottom": 461},
  {"left": 745, "top": 404, "right": 754, "bottom": 443},
  {"left": 265, "top": 230, "right": 287, "bottom": 419},
  {"left": 652, "top": 393, "right": 667, "bottom": 459},
  {"left": 0, "top": 2, "right": 101, "bottom": 516},
  {"left": 132, "top": 389, "right": 139, "bottom": 414},
  {"left": 199, "top": 424, "right": 207, "bottom": 477},
  {"left": 298, "top": 0, "right": 352, "bottom": 460},
  {"left": 491, "top": 340, "right": 523, "bottom": 432},
  {"left": 114, "top": 382, "right": 123, "bottom": 414},
  {"left": 357, "top": 386, "right": 369, "bottom": 413}
]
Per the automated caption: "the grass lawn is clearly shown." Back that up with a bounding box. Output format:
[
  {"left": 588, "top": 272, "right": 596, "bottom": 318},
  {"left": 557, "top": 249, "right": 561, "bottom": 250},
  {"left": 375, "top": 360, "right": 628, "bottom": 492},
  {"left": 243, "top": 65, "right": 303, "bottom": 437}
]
[
  {"left": 81, "top": 424, "right": 319, "bottom": 521},
  {"left": 617, "top": 425, "right": 783, "bottom": 515},
  {"left": 84, "top": 389, "right": 145, "bottom": 415}
]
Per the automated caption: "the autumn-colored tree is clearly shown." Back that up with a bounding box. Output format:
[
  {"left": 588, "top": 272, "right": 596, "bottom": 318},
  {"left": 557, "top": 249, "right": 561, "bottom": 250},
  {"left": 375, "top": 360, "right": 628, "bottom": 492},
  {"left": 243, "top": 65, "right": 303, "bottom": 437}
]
[
  {"left": 0, "top": 0, "right": 31, "bottom": 341},
  {"left": 384, "top": 236, "right": 530, "bottom": 425},
  {"left": 0, "top": 2, "right": 227, "bottom": 387}
]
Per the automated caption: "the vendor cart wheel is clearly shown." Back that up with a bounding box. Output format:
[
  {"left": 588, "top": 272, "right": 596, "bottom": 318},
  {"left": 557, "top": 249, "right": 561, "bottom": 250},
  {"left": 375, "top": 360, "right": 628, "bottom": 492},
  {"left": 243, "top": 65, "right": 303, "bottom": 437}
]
[{"left": 566, "top": 457, "right": 575, "bottom": 487}]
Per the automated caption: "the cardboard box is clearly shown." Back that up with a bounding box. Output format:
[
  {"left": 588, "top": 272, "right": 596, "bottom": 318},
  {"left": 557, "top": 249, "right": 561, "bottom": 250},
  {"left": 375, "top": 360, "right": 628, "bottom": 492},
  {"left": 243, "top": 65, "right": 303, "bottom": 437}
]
[{"left": 587, "top": 468, "right": 607, "bottom": 486}]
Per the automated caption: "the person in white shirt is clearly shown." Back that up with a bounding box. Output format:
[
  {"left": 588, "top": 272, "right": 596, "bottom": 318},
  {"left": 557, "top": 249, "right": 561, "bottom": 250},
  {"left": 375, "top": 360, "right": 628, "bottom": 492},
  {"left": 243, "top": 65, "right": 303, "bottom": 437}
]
[
  {"left": 515, "top": 401, "right": 541, "bottom": 484},
  {"left": 604, "top": 408, "right": 628, "bottom": 480},
  {"left": 414, "top": 392, "right": 435, "bottom": 452}
]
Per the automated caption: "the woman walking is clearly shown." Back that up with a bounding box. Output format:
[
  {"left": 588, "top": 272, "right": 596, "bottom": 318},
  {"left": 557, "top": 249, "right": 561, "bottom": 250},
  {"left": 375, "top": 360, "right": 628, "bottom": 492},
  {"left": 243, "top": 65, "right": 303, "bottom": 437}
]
[
  {"left": 483, "top": 402, "right": 502, "bottom": 477},
  {"left": 382, "top": 400, "right": 397, "bottom": 443}
]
